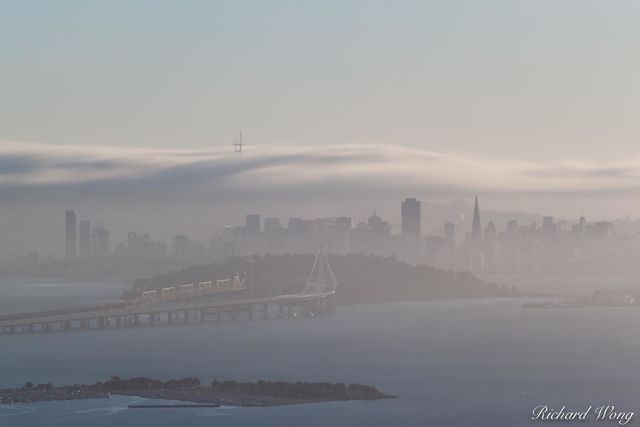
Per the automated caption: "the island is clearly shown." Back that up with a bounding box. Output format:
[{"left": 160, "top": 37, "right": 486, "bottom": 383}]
[
  {"left": 125, "top": 253, "right": 523, "bottom": 304},
  {"left": 0, "top": 376, "right": 396, "bottom": 407}
]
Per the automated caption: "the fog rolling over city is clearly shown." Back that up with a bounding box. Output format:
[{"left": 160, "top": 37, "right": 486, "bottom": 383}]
[
  {"left": 2, "top": 140, "right": 640, "bottom": 284},
  {"left": 3, "top": 147, "right": 640, "bottom": 299}
]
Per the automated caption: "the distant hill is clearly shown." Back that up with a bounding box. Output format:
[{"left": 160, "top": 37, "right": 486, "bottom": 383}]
[{"left": 126, "top": 253, "right": 520, "bottom": 304}]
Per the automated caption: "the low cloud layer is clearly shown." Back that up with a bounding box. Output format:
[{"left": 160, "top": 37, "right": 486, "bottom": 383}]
[
  {"left": 1, "top": 140, "right": 639, "bottom": 198},
  {"left": 0, "top": 140, "right": 639, "bottom": 254}
]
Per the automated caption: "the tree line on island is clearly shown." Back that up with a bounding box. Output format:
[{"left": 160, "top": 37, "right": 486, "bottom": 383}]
[
  {"left": 4, "top": 376, "right": 393, "bottom": 404},
  {"left": 125, "top": 253, "right": 520, "bottom": 303},
  {"left": 95, "top": 376, "right": 382, "bottom": 399}
]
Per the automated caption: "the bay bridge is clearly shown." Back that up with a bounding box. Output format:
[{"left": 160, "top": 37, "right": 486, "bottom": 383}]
[{"left": 0, "top": 250, "right": 338, "bottom": 335}]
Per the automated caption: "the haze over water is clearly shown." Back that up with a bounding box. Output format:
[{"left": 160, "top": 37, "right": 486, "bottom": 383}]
[{"left": 2, "top": 279, "right": 640, "bottom": 426}]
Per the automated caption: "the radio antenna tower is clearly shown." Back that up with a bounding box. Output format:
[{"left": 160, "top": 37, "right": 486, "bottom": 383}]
[{"left": 232, "top": 131, "right": 244, "bottom": 154}]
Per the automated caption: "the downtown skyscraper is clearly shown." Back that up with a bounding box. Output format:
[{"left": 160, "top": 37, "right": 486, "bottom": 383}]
[
  {"left": 401, "top": 198, "right": 421, "bottom": 237},
  {"left": 470, "top": 195, "right": 482, "bottom": 271},
  {"left": 65, "top": 210, "right": 77, "bottom": 261}
]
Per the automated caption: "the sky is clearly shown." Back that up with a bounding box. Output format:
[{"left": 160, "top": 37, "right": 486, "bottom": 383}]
[
  {"left": 0, "top": 1, "right": 639, "bottom": 252},
  {"left": 1, "top": 1, "right": 638, "bottom": 158}
]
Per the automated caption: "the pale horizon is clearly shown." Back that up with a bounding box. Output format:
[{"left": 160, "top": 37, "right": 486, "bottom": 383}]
[{"left": 1, "top": 0, "right": 639, "bottom": 162}]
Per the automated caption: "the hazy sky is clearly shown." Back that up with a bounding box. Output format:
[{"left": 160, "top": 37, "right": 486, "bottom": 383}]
[
  {"left": 1, "top": 1, "right": 639, "bottom": 161},
  {"left": 1, "top": 0, "right": 640, "bottom": 255}
]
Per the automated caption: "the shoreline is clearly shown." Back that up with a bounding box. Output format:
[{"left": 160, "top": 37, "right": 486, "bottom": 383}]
[
  {"left": 0, "top": 393, "right": 397, "bottom": 408},
  {"left": 0, "top": 377, "right": 396, "bottom": 408}
]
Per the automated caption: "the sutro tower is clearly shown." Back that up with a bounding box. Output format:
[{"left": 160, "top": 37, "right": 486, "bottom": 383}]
[{"left": 232, "top": 131, "right": 244, "bottom": 154}]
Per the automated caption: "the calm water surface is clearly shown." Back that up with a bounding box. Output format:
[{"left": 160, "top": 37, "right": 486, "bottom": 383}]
[{"left": 1, "top": 279, "right": 640, "bottom": 426}]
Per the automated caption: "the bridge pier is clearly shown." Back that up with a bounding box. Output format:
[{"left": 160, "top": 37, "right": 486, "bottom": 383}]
[
  {"left": 183, "top": 310, "right": 189, "bottom": 324},
  {"left": 231, "top": 308, "right": 237, "bottom": 321},
  {"left": 248, "top": 305, "right": 253, "bottom": 321},
  {"left": 134, "top": 315, "right": 140, "bottom": 327},
  {"left": 263, "top": 303, "right": 268, "bottom": 320},
  {"left": 216, "top": 309, "right": 222, "bottom": 322},
  {"left": 325, "top": 293, "right": 336, "bottom": 313},
  {"left": 199, "top": 309, "right": 205, "bottom": 323},
  {"left": 167, "top": 311, "right": 173, "bottom": 325},
  {"left": 150, "top": 313, "right": 156, "bottom": 326}
]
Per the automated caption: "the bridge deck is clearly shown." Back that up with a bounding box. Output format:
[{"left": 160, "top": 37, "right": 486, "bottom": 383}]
[{"left": 0, "top": 292, "right": 334, "bottom": 328}]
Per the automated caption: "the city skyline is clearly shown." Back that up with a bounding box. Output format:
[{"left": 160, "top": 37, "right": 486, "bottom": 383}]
[
  {"left": 17, "top": 195, "right": 623, "bottom": 284},
  {"left": 57, "top": 197, "right": 635, "bottom": 248},
  {"left": 5, "top": 187, "right": 640, "bottom": 261},
  {"left": 20, "top": 198, "right": 626, "bottom": 274}
]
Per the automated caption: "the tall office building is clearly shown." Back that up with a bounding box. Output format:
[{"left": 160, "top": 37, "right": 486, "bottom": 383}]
[
  {"left": 91, "top": 226, "right": 110, "bottom": 257},
  {"left": 65, "top": 210, "right": 77, "bottom": 260},
  {"left": 368, "top": 210, "right": 391, "bottom": 236},
  {"left": 335, "top": 216, "right": 352, "bottom": 233},
  {"left": 484, "top": 220, "right": 497, "bottom": 270},
  {"left": 287, "top": 217, "right": 303, "bottom": 236},
  {"left": 246, "top": 214, "right": 261, "bottom": 234},
  {"left": 542, "top": 216, "right": 557, "bottom": 234},
  {"left": 443, "top": 222, "right": 455, "bottom": 244},
  {"left": 470, "top": 195, "right": 482, "bottom": 271},
  {"left": 172, "top": 234, "right": 191, "bottom": 264},
  {"left": 471, "top": 195, "right": 482, "bottom": 243},
  {"left": 484, "top": 220, "right": 496, "bottom": 243},
  {"left": 78, "top": 220, "right": 91, "bottom": 258},
  {"left": 264, "top": 217, "right": 282, "bottom": 235},
  {"left": 401, "top": 198, "right": 421, "bottom": 236},
  {"left": 579, "top": 216, "right": 586, "bottom": 234}
]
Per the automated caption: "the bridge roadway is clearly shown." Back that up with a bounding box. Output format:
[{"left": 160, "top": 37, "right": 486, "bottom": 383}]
[{"left": 0, "top": 291, "right": 336, "bottom": 334}]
